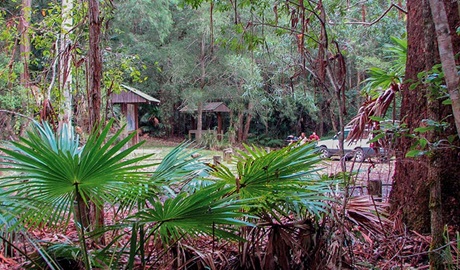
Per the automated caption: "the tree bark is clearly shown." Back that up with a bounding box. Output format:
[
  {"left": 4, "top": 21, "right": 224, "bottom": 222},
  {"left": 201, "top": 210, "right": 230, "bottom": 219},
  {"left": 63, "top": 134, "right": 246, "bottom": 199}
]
[
  {"left": 428, "top": 0, "right": 460, "bottom": 138},
  {"left": 87, "top": 0, "right": 102, "bottom": 130},
  {"left": 390, "top": 0, "right": 460, "bottom": 235},
  {"left": 422, "top": 3, "right": 446, "bottom": 268},
  {"left": 196, "top": 31, "right": 207, "bottom": 144},
  {"left": 86, "top": 0, "right": 104, "bottom": 244},
  {"left": 242, "top": 102, "right": 253, "bottom": 141},
  {"left": 19, "top": 0, "right": 31, "bottom": 87},
  {"left": 60, "top": 0, "right": 74, "bottom": 123}
]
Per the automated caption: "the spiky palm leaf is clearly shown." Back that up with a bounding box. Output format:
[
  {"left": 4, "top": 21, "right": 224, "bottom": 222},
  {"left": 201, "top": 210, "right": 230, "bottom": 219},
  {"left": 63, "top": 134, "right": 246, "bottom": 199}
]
[
  {"left": 209, "top": 143, "right": 333, "bottom": 218},
  {"left": 117, "top": 142, "right": 211, "bottom": 214},
  {"left": 348, "top": 37, "right": 406, "bottom": 142},
  {"left": 149, "top": 141, "right": 210, "bottom": 195},
  {"left": 133, "top": 184, "right": 252, "bottom": 243},
  {"left": 0, "top": 120, "right": 152, "bottom": 228},
  {"left": 362, "top": 36, "right": 407, "bottom": 98}
]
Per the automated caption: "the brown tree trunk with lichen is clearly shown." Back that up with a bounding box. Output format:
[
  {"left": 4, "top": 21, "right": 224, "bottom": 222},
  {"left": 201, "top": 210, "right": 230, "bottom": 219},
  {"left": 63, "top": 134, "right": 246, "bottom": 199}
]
[
  {"left": 19, "top": 0, "right": 31, "bottom": 87},
  {"left": 390, "top": 0, "right": 460, "bottom": 239},
  {"left": 242, "top": 102, "right": 253, "bottom": 141},
  {"left": 82, "top": 0, "right": 105, "bottom": 244},
  {"left": 87, "top": 0, "right": 102, "bottom": 130},
  {"left": 429, "top": 0, "right": 460, "bottom": 139}
]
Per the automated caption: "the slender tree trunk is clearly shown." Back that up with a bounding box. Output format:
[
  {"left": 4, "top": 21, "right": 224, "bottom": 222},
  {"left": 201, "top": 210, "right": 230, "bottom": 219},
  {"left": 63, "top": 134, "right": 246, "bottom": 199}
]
[
  {"left": 87, "top": 0, "right": 102, "bottom": 130},
  {"left": 19, "top": 0, "right": 31, "bottom": 87},
  {"left": 423, "top": 3, "right": 446, "bottom": 268},
  {"left": 229, "top": 110, "right": 236, "bottom": 144},
  {"left": 86, "top": 0, "right": 104, "bottom": 244},
  {"left": 428, "top": 152, "right": 444, "bottom": 269},
  {"left": 237, "top": 111, "right": 244, "bottom": 142},
  {"left": 326, "top": 63, "right": 346, "bottom": 171},
  {"left": 18, "top": 0, "right": 31, "bottom": 136},
  {"left": 429, "top": 0, "right": 460, "bottom": 138},
  {"left": 197, "top": 31, "right": 208, "bottom": 144},
  {"left": 242, "top": 102, "right": 253, "bottom": 141},
  {"left": 60, "top": 0, "right": 74, "bottom": 123},
  {"left": 196, "top": 102, "right": 203, "bottom": 143}
]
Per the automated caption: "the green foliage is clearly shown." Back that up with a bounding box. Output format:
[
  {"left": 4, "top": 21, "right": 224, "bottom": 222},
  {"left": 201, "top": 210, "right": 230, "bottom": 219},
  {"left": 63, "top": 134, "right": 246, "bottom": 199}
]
[
  {"left": 362, "top": 36, "right": 407, "bottom": 97},
  {"left": 198, "top": 129, "right": 232, "bottom": 150},
  {"left": 209, "top": 143, "right": 333, "bottom": 218},
  {"left": 0, "top": 120, "right": 152, "bottom": 227},
  {"left": 133, "top": 185, "right": 251, "bottom": 243},
  {"left": 405, "top": 117, "right": 454, "bottom": 158},
  {"left": 405, "top": 64, "right": 458, "bottom": 158},
  {"left": 416, "top": 64, "right": 452, "bottom": 104},
  {"left": 247, "top": 133, "right": 285, "bottom": 148}
]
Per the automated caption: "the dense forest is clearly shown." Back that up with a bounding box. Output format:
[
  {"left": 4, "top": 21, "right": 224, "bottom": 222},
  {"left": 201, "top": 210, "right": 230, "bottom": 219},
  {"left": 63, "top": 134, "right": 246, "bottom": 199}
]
[
  {"left": 0, "top": 0, "right": 407, "bottom": 143},
  {"left": 0, "top": 0, "right": 459, "bottom": 269}
]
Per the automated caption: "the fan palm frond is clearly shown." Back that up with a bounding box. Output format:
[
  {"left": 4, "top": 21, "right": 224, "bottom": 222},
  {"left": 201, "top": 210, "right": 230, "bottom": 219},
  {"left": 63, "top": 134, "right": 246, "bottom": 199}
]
[
  {"left": 133, "top": 184, "right": 252, "bottom": 243},
  {"left": 149, "top": 141, "right": 210, "bottom": 194},
  {"left": 384, "top": 36, "right": 407, "bottom": 75},
  {"left": 362, "top": 36, "right": 406, "bottom": 98},
  {"left": 0, "top": 120, "right": 152, "bottom": 228},
  {"left": 209, "top": 143, "right": 332, "bottom": 218}
]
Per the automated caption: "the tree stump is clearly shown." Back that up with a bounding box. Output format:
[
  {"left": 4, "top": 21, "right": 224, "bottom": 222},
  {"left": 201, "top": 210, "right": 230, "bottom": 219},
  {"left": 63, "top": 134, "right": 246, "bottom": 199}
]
[
  {"left": 223, "top": 148, "right": 233, "bottom": 163},
  {"left": 213, "top": 155, "right": 222, "bottom": 165},
  {"left": 368, "top": 179, "right": 382, "bottom": 199}
]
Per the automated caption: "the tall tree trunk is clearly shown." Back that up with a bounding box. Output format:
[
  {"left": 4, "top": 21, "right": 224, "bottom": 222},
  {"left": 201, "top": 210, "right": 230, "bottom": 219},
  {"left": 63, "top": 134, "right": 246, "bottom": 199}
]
[
  {"left": 19, "top": 0, "right": 31, "bottom": 87},
  {"left": 196, "top": 30, "right": 208, "bottom": 144},
  {"left": 428, "top": 0, "right": 460, "bottom": 138},
  {"left": 60, "top": 0, "right": 74, "bottom": 124},
  {"left": 18, "top": 0, "right": 31, "bottom": 136},
  {"left": 390, "top": 0, "right": 460, "bottom": 236},
  {"left": 86, "top": 0, "right": 104, "bottom": 243},
  {"left": 390, "top": 0, "right": 431, "bottom": 232},
  {"left": 423, "top": 2, "right": 446, "bottom": 267},
  {"left": 242, "top": 102, "right": 253, "bottom": 141},
  {"left": 87, "top": 0, "right": 102, "bottom": 130}
]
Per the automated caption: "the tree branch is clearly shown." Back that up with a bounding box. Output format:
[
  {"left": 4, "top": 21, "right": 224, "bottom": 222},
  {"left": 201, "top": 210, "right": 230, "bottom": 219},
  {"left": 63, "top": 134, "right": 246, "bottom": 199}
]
[{"left": 346, "top": 3, "right": 407, "bottom": 26}]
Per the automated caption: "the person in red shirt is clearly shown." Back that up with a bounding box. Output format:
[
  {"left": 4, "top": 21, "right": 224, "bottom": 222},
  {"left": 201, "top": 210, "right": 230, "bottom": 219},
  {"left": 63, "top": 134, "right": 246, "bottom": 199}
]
[{"left": 308, "top": 132, "right": 320, "bottom": 141}]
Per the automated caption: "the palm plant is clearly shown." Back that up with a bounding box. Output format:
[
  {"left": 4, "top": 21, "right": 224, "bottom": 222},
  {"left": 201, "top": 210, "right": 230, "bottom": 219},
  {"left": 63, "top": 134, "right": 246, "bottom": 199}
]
[
  {"left": 347, "top": 36, "right": 407, "bottom": 142},
  {"left": 361, "top": 36, "right": 407, "bottom": 97},
  {"left": 0, "top": 119, "right": 152, "bottom": 268},
  {"left": 207, "top": 142, "right": 334, "bottom": 269},
  {"left": 113, "top": 143, "right": 251, "bottom": 269}
]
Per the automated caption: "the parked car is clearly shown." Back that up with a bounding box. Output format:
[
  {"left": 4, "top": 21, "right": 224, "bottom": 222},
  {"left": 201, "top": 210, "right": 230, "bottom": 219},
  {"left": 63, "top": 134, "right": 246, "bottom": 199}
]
[{"left": 316, "top": 128, "right": 381, "bottom": 162}]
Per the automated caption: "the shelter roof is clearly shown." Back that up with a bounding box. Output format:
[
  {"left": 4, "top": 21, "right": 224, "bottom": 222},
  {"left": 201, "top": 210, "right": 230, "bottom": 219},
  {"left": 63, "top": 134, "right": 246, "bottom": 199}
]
[
  {"left": 111, "top": 84, "right": 160, "bottom": 104},
  {"left": 179, "top": 102, "right": 230, "bottom": 113}
]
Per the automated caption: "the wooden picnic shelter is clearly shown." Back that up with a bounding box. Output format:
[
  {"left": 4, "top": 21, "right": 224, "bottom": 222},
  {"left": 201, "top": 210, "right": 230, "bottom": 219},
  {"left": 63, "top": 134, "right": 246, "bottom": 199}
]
[
  {"left": 111, "top": 84, "right": 160, "bottom": 144},
  {"left": 179, "top": 102, "right": 230, "bottom": 139}
]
